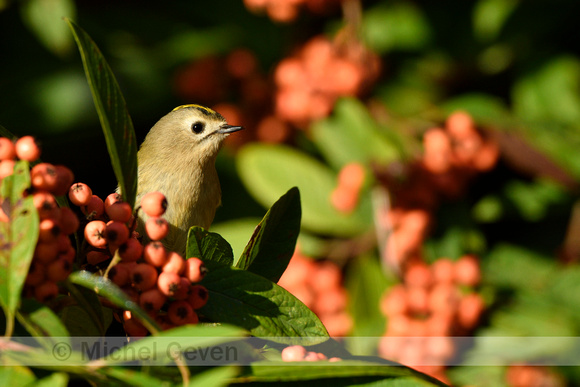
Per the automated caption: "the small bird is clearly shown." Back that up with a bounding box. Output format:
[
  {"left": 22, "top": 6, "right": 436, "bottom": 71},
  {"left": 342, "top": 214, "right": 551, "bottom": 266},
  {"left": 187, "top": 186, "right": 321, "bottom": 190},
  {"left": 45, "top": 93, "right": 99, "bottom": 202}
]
[{"left": 135, "top": 104, "right": 243, "bottom": 253}]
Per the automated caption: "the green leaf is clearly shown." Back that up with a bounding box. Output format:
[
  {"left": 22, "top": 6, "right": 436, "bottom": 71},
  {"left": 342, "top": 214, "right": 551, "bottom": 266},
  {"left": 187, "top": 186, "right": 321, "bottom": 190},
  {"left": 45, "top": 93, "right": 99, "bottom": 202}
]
[
  {"left": 311, "top": 98, "right": 400, "bottom": 170},
  {"left": 21, "top": 0, "right": 76, "bottom": 57},
  {"left": 237, "top": 359, "right": 446, "bottom": 386},
  {"left": 0, "top": 161, "right": 39, "bottom": 336},
  {"left": 362, "top": 2, "right": 430, "bottom": 53},
  {"left": 0, "top": 365, "right": 36, "bottom": 385},
  {"left": 211, "top": 218, "right": 262, "bottom": 260},
  {"left": 188, "top": 365, "right": 239, "bottom": 387},
  {"left": 66, "top": 18, "right": 138, "bottom": 208},
  {"left": 98, "top": 367, "right": 173, "bottom": 387},
  {"left": 199, "top": 261, "right": 328, "bottom": 341},
  {"left": 186, "top": 227, "right": 234, "bottom": 267},
  {"left": 97, "top": 324, "right": 246, "bottom": 366},
  {"left": 512, "top": 56, "right": 580, "bottom": 126},
  {"left": 68, "top": 271, "right": 160, "bottom": 334},
  {"left": 16, "top": 299, "right": 70, "bottom": 350},
  {"left": 33, "top": 372, "right": 69, "bottom": 387},
  {"left": 63, "top": 281, "right": 108, "bottom": 336},
  {"left": 473, "top": 0, "right": 520, "bottom": 42},
  {"left": 237, "top": 144, "right": 370, "bottom": 236},
  {"left": 236, "top": 187, "right": 301, "bottom": 283}
]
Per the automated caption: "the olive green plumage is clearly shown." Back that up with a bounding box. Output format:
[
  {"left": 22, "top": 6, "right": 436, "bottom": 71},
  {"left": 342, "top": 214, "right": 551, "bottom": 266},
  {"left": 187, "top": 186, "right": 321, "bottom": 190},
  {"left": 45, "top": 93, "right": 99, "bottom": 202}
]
[{"left": 135, "top": 104, "right": 243, "bottom": 253}]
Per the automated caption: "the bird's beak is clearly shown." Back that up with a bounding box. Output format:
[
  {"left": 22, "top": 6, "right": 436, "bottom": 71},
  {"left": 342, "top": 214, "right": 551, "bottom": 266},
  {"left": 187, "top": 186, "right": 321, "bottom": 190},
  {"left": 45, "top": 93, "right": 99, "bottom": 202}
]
[{"left": 217, "top": 124, "right": 244, "bottom": 134}]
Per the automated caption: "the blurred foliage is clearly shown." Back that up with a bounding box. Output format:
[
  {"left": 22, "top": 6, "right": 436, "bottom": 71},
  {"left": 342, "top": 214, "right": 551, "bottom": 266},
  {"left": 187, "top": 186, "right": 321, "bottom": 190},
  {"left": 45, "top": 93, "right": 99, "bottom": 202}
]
[{"left": 2, "top": 0, "right": 580, "bottom": 385}]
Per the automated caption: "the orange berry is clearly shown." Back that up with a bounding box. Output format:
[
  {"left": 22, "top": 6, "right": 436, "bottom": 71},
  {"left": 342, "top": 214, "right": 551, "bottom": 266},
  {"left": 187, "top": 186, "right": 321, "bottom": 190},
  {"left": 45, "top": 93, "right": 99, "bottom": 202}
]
[
  {"left": 58, "top": 207, "right": 79, "bottom": 235},
  {"left": 46, "top": 256, "right": 72, "bottom": 282},
  {"left": 404, "top": 261, "right": 433, "bottom": 288},
  {"left": 106, "top": 202, "right": 133, "bottom": 223},
  {"left": 431, "top": 258, "right": 455, "bottom": 284},
  {"left": 171, "top": 277, "right": 192, "bottom": 300},
  {"left": 187, "top": 284, "right": 209, "bottom": 309},
  {"left": 226, "top": 48, "right": 257, "bottom": 79},
  {"left": 32, "top": 192, "right": 59, "bottom": 220},
  {"left": 38, "top": 218, "right": 60, "bottom": 243},
  {"left": 0, "top": 137, "right": 16, "bottom": 160},
  {"left": 81, "top": 195, "right": 105, "bottom": 219},
  {"left": 53, "top": 166, "right": 74, "bottom": 196},
  {"left": 454, "top": 255, "right": 481, "bottom": 287},
  {"left": 338, "top": 162, "right": 366, "bottom": 191},
  {"left": 108, "top": 264, "right": 130, "bottom": 287},
  {"left": 157, "top": 271, "right": 182, "bottom": 297},
  {"left": 143, "top": 241, "right": 167, "bottom": 267},
  {"left": 34, "top": 281, "right": 59, "bottom": 303},
  {"left": 86, "top": 250, "right": 110, "bottom": 266},
  {"left": 139, "top": 288, "right": 167, "bottom": 314},
  {"left": 473, "top": 140, "right": 499, "bottom": 171},
  {"left": 118, "top": 238, "right": 143, "bottom": 262},
  {"left": 123, "top": 317, "right": 148, "bottom": 337},
  {"left": 141, "top": 191, "right": 168, "bottom": 217},
  {"left": 167, "top": 300, "right": 198, "bottom": 325},
  {"left": 84, "top": 220, "right": 107, "bottom": 248},
  {"left": 457, "top": 293, "right": 485, "bottom": 330},
  {"left": 104, "top": 193, "right": 122, "bottom": 209},
  {"left": 130, "top": 263, "right": 158, "bottom": 291},
  {"left": 105, "top": 221, "right": 130, "bottom": 246},
  {"left": 281, "top": 345, "right": 307, "bottom": 362},
  {"left": 308, "top": 260, "right": 341, "bottom": 293},
  {"left": 162, "top": 252, "right": 185, "bottom": 275},
  {"left": 30, "top": 163, "right": 58, "bottom": 192},
  {"left": 380, "top": 284, "right": 408, "bottom": 317},
  {"left": 145, "top": 217, "right": 169, "bottom": 240},
  {"left": 0, "top": 159, "right": 15, "bottom": 178},
  {"left": 330, "top": 185, "right": 359, "bottom": 214},
  {"left": 445, "top": 111, "right": 477, "bottom": 140},
  {"left": 25, "top": 261, "right": 46, "bottom": 287},
  {"left": 15, "top": 136, "right": 41, "bottom": 162},
  {"left": 183, "top": 257, "right": 207, "bottom": 283},
  {"left": 428, "top": 283, "right": 460, "bottom": 313},
  {"left": 68, "top": 183, "right": 93, "bottom": 206},
  {"left": 274, "top": 58, "right": 306, "bottom": 88},
  {"left": 33, "top": 241, "right": 59, "bottom": 264}
]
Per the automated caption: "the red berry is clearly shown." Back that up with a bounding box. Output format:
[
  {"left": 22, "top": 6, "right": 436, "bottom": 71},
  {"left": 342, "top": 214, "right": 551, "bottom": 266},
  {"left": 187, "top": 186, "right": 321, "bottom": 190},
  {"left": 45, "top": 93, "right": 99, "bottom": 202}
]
[
  {"left": 139, "top": 288, "right": 167, "bottom": 314},
  {"left": 108, "top": 264, "right": 130, "bottom": 287},
  {"left": 30, "top": 163, "right": 59, "bottom": 192},
  {"left": 454, "top": 255, "right": 481, "bottom": 287},
  {"left": 162, "top": 252, "right": 185, "bottom": 275},
  {"left": 46, "top": 256, "right": 72, "bottom": 282},
  {"left": 167, "top": 300, "right": 198, "bottom": 325},
  {"left": 104, "top": 193, "right": 123, "bottom": 209},
  {"left": 118, "top": 238, "right": 144, "bottom": 262},
  {"left": 69, "top": 183, "right": 93, "bottom": 206},
  {"left": 53, "top": 166, "right": 74, "bottom": 196},
  {"left": 34, "top": 281, "right": 59, "bottom": 303},
  {"left": 171, "top": 277, "right": 192, "bottom": 300},
  {"left": 124, "top": 317, "right": 148, "bottom": 337},
  {"left": 84, "top": 220, "right": 107, "bottom": 248},
  {"left": 25, "top": 262, "right": 46, "bottom": 287},
  {"left": 143, "top": 241, "right": 167, "bottom": 267},
  {"left": 33, "top": 241, "right": 59, "bottom": 264},
  {"left": 86, "top": 250, "right": 110, "bottom": 266},
  {"left": 32, "top": 192, "right": 59, "bottom": 220},
  {"left": 38, "top": 218, "right": 60, "bottom": 243},
  {"left": 183, "top": 257, "right": 207, "bottom": 283},
  {"left": 58, "top": 207, "right": 79, "bottom": 235},
  {"left": 130, "top": 263, "right": 158, "bottom": 291},
  {"left": 187, "top": 284, "right": 209, "bottom": 309},
  {"left": 106, "top": 202, "right": 133, "bottom": 223},
  {"left": 157, "top": 271, "right": 182, "bottom": 297},
  {"left": 105, "top": 221, "right": 130, "bottom": 246},
  {"left": 81, "top": 195, "right": 105, "bottom": 219},
  {"left": 15, "top": 136, "right": 41, "bottom": 162},
  {"left": 145, "top": 217, "right": 169, "bottom": 240},
  {"left": 0, "top": 137, "right": 16, "bottom": 160},
  {"left": 281, "top": 345, "right": 307, "bottom": 362},
  {"left": 141, "top": 192, "right": 168, "bottom": 217},
  {"left": 0, "top": 160, "right": 15, "bottom": 178}
]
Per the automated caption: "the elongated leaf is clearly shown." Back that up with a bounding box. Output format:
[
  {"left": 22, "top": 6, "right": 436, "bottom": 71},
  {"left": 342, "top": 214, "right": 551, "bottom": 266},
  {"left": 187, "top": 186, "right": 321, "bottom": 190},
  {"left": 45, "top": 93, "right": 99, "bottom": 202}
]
[
  {"left": 66, "top": 18, "right": 138, "bottom": 207},
  {"left": 96, "top": 324, "right": 246, "bottom": 366},
  {"left": 0, "top": 161, "right": 39, "bottom": 336},
  {"left": 33, "top": 372, "right": 69, "bottom": 387},
  {"left": 16, "top": 300, "right": 70, "bottom": 351},
  {"left": 237, "top": 359, "right": 446, "bottom": 386},
  {"left": 68, "top": 271, "right": 160, "bottom": 333},
  {"left": 199, "top": 261, "right": 328, "bottom": 342},
  {"left": 0, "top": 365, "right": 36, "bottom": 385},
  {"left": 187, "top": 227, "right": 234, "bottom": 266},
  {"left": 236, "top": 187, "right": 300, "bottom": 283}
]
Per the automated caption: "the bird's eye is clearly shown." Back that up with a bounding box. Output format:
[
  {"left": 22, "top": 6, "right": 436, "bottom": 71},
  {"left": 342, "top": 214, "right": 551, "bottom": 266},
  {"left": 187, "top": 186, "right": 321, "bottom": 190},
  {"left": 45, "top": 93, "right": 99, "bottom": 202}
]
[{"left": 191, "top": 121, "right": 205, "bottom": 134}]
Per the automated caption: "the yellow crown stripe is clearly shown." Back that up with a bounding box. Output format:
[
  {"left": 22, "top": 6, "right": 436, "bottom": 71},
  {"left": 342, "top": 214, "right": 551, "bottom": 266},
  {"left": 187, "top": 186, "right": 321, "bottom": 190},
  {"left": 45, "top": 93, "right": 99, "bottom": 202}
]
[{"left": 172, "top": 104, "right": 217, "bottom": 115}]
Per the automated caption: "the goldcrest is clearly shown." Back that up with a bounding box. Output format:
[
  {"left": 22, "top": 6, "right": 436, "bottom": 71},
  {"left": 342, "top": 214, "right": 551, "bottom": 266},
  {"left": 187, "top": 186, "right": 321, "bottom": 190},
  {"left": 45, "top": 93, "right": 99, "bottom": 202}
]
[{"left": 135, "top": 104, "right": 243, "bottom": 253}]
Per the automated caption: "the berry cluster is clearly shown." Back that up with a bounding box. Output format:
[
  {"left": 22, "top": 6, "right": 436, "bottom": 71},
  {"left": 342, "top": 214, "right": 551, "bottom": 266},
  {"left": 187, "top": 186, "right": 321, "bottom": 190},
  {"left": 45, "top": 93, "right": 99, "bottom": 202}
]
[
  {"left": 68, "top": 189, "right": 209, "bottom": 337},
  {"left": 278, "top": 251, "right": 352, "bottom": 337},
  {"left": 505, "top": 364, "right": 564, "bottom": 387},
  {"left": 0, "top": 136, "right": 78, "bottom": 303},
  {"left": 330, "top": 162, "right": 366, "bottom": 214},
  {"left": 274, "top": 35, "right": 380, "bottom": 126},
  {"left": 281, "top": 345, "right": 341, "bottom": 362},
  {"left": 375, "top": 111, "right": 500, "bottom": 266},
  {"left": 378, "top": 256, "right": 485, "bottom": 383},
  {"left": 243, "top": 0, "right": 340, "bottom": 23}
]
